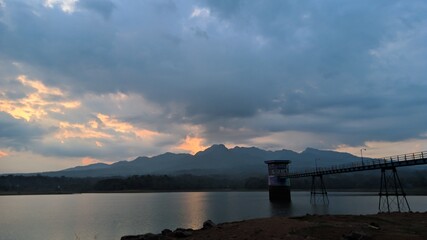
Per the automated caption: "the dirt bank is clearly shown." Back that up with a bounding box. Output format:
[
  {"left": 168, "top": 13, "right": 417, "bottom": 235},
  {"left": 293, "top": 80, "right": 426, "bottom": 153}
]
[{"left": 122, "top": 212, "right": 427, "bottom": 240}]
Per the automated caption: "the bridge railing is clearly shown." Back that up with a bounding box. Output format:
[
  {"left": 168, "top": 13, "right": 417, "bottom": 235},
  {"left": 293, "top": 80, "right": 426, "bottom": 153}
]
[
  {"left": 287, "top": 150, "right": 427, "bottom": 177},
  {"left": 379, "top": 151, "right": 426, "bottom": 163}
]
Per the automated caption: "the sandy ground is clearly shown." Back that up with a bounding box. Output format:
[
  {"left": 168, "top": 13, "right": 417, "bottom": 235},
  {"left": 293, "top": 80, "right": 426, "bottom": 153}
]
[{"left": 123, "top": 212, "right": 427, "bottom": 240}]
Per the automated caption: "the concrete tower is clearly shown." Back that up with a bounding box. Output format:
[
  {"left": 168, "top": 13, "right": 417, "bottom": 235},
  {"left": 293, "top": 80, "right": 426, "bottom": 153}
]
[{"left": 265, "top": 160, "right": 291, "bottom": 202}]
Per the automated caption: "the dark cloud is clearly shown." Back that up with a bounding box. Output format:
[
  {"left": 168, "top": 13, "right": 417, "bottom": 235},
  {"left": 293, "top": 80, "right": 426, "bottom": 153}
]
[
  {"left": 78, "top": 0, "right": 116, "bottom": 20},
  {"left": 204, "top": 0, "right": 242, "bottom": 18},
  {"left": 1, "top": 0, "right": 427, "bottom": 161},
  {"left": 0, "top": 113, "right": 45, "bottom": 150},
  {"left": 190, "top": 27, "right": 209, "bottom": 39}
]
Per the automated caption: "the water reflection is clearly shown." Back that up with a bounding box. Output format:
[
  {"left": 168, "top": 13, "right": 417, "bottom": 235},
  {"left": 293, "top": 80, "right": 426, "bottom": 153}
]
[
  {"left": 310, "top": 204, "right": 330, "bottom": 215},
  {"left": 1, "top": 192, "right": 427, "bottom": 240},
  {"left": 181, "top": 192, "right": 208, "bottom": 229},
  {"left": 269, "top": 199, "right": 330, "bottom": 216},
  {"left": 269, "top": 201, "right": 293, "bottom": 216}
]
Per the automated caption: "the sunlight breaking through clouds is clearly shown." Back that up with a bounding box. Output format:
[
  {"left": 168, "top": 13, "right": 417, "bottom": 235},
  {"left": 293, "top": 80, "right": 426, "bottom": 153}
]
[
  {"left": 335, "top": 139, "right": 427, "bottom": 159},
  {"left": 81, "top": 156, "right": 105, "bottom": 166},
  {"left": 56, "top": 121, "right": 113, "bottom": 141},
  {"left": 0, "top": 75, "right": 80, "bottom": 121},
  {"left": 0, "top": 75, "right": 181, "bottom": 169},
  {"left": 175, "top": 135, "right": 207, "bottom": 155},
  {"left": 54, "top": 113, "right": 164, "bottom": 151},
  {"left": 1, "top": 0, "right": 427, "bottom": 173},
  {"left": 0, "top": 150, "right": 8, "bottom": 158},
  {"left": 96, "top": 113, "right": 160, "bottom": 139}
]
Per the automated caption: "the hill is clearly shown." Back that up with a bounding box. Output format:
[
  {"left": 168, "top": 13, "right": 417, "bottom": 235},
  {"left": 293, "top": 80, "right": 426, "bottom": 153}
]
[{"left": 39, "top": 145, "right": 366, "bottom": 178}]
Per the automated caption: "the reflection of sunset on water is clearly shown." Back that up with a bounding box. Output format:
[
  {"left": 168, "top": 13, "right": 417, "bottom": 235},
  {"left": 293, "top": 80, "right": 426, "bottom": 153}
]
[{"left": 180, "top": 192, "right": 209, "bottom": 229}]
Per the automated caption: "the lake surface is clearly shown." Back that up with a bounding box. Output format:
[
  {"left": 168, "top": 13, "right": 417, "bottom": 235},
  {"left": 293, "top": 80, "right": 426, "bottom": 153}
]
[{"left": 1, "top": 191, "right": 426, "bottom": 240}]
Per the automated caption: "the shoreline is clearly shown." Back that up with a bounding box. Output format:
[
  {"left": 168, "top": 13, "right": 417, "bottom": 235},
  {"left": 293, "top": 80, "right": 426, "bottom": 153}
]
[
  {"left": 2, "top": 188, "right": 427, "bottom": 196},
  {"left": 122, "top": 212, "right": 427, "bottom": 240}
]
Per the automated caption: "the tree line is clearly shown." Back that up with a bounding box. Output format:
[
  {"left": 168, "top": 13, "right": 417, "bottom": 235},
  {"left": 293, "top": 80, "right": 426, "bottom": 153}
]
[
  {"left": 0, "top": 174, "right": 267, "bottom": 193},
  {"left": 1, "top": 170, "right": 426, "bottom": 194}
]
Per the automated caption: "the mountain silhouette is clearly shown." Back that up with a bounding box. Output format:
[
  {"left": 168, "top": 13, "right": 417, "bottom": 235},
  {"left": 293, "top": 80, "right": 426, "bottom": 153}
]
[{"left": 41, "top": 145, "right": 367, "bottom": 177}]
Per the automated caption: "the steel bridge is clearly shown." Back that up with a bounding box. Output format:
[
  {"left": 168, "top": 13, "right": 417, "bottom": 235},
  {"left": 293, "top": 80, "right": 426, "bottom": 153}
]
[{"left": 284, "top": 151, "right": 427, "bottom": 213}]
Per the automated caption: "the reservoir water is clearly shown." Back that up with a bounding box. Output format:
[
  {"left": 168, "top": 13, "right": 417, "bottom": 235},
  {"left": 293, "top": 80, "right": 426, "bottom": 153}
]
[{"left": 1, "top": 191, "right": 426, "bottom": 240}]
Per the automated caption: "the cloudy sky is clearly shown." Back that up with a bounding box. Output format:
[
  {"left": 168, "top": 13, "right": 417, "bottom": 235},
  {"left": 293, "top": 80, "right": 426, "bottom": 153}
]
[{"left": 1, "top": 0, "right": 427, "bottom": 173}]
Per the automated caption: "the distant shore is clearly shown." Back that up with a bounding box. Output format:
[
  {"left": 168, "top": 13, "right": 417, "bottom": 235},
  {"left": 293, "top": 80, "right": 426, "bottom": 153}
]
[
  {"left": 122, "top": 212, "right": 427, "bottom": 240},
  {"left": 2, "top": 188, "right": 427, "bottom": 196}
]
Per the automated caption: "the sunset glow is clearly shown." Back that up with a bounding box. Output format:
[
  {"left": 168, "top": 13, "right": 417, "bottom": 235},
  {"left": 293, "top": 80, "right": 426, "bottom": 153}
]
[
  {"left": 56, "top": 121, "right": 113, "bottom": 140},
  {"left": 2, "top": 2, "right": 427, "bottom": 240},
  {"left": 0, "top": 75, "right": 80, "bottom": 121},
  {"left": 81, "top": 157, "right": 105, "bottom": 166},
  {"left": 175, "top": 136, "right": 208, "bottom": 154},
  {"left": 1, "top": 0, "right": 427, "bottom": 174},
  {"left": 335, "top": 139, "right": 427, "bottom": 159},
  {"left": 97, "top": 113, "right": 160, "bottom": 139},
  {"left": 0, "top": 150, "right": 8, "bottom": 158}
]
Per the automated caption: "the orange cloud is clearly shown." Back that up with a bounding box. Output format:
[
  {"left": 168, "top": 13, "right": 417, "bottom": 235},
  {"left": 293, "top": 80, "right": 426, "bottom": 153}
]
[
  {"left": 0, "top": 150, "right": 9, "bottom": 158},
  {"left": 55, "top": 114, "right": 162, "bottom": 144},
  {"left": 88, "top": 120, "right": 99, "bottom": 129},
  {"left": 175, "top": 135, "right": 207, "bottom": 154},
  {"left": 97, "top": 113, "right": 159, "bottom": 138},
  {"left": 81, "top": 157, "right": 105, "bottom": 166},
  {"left": 97, "top": 113, "right": 134, "bottom": 132},
  {"left": 56, "top": 121, "right": 113, "bottom": 140},
  {"left": 335, "top": 139, "right": 427, "bottom": 158},
  {"left": 17, "top": 75, "right": 63, "bottom": 95},
  {"left": 0, "top": 75, "right": 80, "bottom": 121}
]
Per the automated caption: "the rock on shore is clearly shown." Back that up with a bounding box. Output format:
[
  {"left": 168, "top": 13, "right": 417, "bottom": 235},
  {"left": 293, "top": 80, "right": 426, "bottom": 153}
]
[{"left": 122, "top": 212, "right": 427, "bottom": 240}]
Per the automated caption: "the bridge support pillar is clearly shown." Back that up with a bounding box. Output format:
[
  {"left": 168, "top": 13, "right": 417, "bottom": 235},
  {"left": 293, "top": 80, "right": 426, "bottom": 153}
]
[
  {"left": 310, "top": 174, "right": 329, "bottom": 205},
  {"left": 378, "top": 167, "right": 410, "bottom": 213}
]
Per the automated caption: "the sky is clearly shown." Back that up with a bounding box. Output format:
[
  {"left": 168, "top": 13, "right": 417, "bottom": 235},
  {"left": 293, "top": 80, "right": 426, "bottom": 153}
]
[{"left": 1, "top": 0, "right": 427, "bottom": 173}]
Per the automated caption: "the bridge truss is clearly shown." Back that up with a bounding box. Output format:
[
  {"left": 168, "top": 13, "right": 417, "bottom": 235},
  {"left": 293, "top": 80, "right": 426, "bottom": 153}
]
[{"left": 284, "top": 151, "right": 427, "bottom": 212}]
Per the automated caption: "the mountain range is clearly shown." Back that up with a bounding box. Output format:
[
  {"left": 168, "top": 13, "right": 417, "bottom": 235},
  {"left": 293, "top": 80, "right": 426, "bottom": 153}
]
[{"left": 40, "top": 144, "right": 368, "bottom": 178}]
